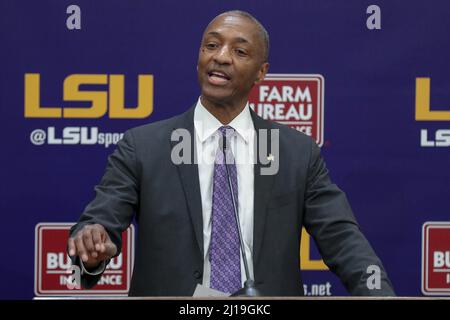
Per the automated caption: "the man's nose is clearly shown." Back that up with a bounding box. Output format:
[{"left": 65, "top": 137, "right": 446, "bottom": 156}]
[{"left": 213, "top": 45, "right": 232, "bottom": 64}]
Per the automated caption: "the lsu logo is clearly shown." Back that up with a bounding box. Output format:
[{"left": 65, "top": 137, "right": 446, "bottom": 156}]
[
  {"left": 24, "top": 73, "right": 153, "bottom": 119},
  {"left": 416, "top": 78, "right": 450, "bottom": 147},
  {"left": 416, "top": 78, "right": 450, "bottom": 121},
  {"left": 249, "top": 74, "right": 324, "bottom": 146},
  {"left": 300, "top": 228, "right": 328, "bottom": 271}
]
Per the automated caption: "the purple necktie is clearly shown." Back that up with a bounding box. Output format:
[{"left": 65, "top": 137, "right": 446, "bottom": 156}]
[{"left": 209, "top": 126, "right": 241, "bottom": 294}]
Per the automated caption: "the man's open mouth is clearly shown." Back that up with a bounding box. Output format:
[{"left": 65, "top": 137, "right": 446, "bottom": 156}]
[{"left": 207, "top": 70, "right": 231, "bottom": 85}]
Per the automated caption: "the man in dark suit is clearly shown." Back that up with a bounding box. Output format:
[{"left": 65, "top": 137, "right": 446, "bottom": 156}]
[{"left": 68, "top": 10, "right": 395, "bottom": 296}]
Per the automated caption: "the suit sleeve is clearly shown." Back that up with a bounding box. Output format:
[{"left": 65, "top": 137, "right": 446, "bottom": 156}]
[
  {"left": 69, "top": 130, "right": 139, "bottom": 288},
  {"left": 302, "top": 139, "right": 395, "bottom": 296}
]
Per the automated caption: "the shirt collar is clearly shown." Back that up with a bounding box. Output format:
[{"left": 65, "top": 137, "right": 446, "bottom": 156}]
[{"left": 194, "top": 97, "right": 254, "bottom": 144}]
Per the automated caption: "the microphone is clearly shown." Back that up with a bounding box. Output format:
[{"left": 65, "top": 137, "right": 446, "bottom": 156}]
[{"left": 222, "top": 133, "right": 261, "bottom": 297}]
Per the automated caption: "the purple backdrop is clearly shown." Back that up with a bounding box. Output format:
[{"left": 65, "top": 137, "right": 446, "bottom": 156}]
[{"left": 1, "top": 0, "right": 449, "bottom": 299}]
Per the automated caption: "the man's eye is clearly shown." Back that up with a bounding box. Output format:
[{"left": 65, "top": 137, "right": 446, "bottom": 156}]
[
  {"left": 205, "top": 43, "right": 218, "bottom": 49},
  {"left": 235, "top": 49, "right": 248, "bottom": 56}
]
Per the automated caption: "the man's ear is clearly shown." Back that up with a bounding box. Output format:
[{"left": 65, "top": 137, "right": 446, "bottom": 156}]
[{"left": 255, "top": 62, "right": 269, "bottom": 84}]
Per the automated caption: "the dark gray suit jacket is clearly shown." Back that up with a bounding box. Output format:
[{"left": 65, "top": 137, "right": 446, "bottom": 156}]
[{"left": 70, "top": 106, "right": 395, "bottom": 296}]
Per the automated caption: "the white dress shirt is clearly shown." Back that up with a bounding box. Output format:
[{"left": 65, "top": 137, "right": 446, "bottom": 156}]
[{"left": 194, "top": 98, "right": 255, "bottom": 288}]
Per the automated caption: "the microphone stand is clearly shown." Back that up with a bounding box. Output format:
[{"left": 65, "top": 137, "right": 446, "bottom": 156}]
[{"left": 222, "top": 135, "right": 261, "bottom": 297}]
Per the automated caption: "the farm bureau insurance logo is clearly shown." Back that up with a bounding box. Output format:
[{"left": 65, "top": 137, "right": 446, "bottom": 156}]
[
  {"left": 34, "top": 223, "right": 135, "bottom": 296},
  {"left": 249, "top": 74, "right": 324, "bottom": 146},
  {"left": 25, "top": 73, "right": 154, "bottom": 148},
  {"left": 422, "top": 222, "right": 450, "bottom": 295}
]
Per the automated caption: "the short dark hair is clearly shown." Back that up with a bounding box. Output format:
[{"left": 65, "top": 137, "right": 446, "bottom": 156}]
[{"left": 214, "top": 10, "right": 270, "bottom": 62}]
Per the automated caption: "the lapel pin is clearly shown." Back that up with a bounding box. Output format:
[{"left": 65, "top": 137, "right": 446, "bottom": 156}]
[{"left": 267, "top": 154, "right": 275, "bottom": 162}]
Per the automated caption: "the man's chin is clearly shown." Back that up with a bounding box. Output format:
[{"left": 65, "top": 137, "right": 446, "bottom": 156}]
[{"left": 200, "top": 90, "right": 233, "bottom": 106}]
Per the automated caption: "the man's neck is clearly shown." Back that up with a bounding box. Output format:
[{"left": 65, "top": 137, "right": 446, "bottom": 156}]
[{"left": 200, "top": 95, "right": 247, "bottom": 125}]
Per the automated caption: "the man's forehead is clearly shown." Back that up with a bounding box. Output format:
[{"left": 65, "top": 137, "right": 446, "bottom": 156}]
[
  {"left": 219, "top": 14, "right": 247, "bottom": 24},
  {"left": 204, "top": 14, "right": 259, "bottom": 40}
]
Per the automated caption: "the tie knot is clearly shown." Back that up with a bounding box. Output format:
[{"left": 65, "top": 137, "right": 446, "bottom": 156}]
[{"left": 218, "top": 126, "right": 235, "bottom": 138}]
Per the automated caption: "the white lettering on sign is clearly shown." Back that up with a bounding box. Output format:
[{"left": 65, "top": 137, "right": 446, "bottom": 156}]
[{"left": 433, "top": 251, "right": 450, "bottom": 268}]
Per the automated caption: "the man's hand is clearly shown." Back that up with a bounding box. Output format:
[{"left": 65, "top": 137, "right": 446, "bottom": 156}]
[{"left": 68, "top": 224, "right": 117, "bottom": 269}]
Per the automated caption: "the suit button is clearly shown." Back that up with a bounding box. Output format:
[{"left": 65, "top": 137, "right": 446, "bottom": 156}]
[{"left": 194, "top": 270, "right": 202, "bottom": 279}]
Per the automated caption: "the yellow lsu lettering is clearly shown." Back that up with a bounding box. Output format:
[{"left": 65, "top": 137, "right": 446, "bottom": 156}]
[
  {"left": 300, "top": 228, "right": 328, "bottom": 270},
  {"left": 24, "top": 73, "right": 153, "bottom": 118},
  {"left": 415, "top": 77, "right": 450, "bottom": 121}
]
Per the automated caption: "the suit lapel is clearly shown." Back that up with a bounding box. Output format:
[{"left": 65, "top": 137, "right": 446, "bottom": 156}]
[
  {"left": 170, "top": 107, "right": 204, "bottom": 257},
  {"left": 250, "top": 110, "right": 276, "bottom": 266}
]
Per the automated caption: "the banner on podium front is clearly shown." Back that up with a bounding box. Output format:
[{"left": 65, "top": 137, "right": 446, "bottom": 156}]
[
  {"left": 422, "top": 222, "right": 450, "bottom": 296},
  {"left": 34, "top": 222, "right": 134, "bottom": 296}
]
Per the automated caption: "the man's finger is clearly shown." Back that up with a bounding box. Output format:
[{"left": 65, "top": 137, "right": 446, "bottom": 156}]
[
  {"left": 68, "top": 238, "right": 76, "bottom": 257},
  {"left": 100, "top": 231, "right": 107, "bottom": 252},
  {"left": 75, "top": 236, "right": 89, "bottom": 262},
  {"left": 82, "top": 228, "right": 96, "bottom": 253},
  {"left": 92, "top": 228, "right": 103, "bottom": 252},
  {"left": 104, "top": 241, "right": 117, "bottom": 258}
]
